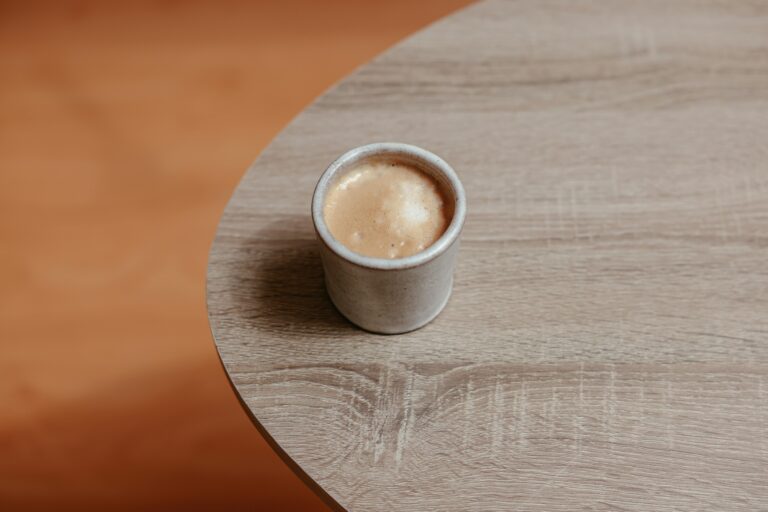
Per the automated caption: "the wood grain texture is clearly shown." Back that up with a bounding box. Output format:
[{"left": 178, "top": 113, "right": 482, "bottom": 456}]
[{"left": 207, "top": 0, "right": 768, "bottom": 510}]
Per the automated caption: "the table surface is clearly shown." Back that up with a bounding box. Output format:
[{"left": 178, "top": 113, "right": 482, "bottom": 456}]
[{"left": 207, "top": 0, "right": 768, "bottom": 509}]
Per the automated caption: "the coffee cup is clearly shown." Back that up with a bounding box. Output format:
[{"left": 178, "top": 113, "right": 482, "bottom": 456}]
[{"left": 311, "top": 142, "right": 466, "bottom": 334}]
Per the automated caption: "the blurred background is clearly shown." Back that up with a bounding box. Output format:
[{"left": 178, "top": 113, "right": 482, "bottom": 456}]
[{"left": 0, "top": 0, "right": 472, "bottom": 509}]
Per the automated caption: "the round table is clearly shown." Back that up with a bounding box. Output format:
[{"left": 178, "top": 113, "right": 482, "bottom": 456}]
[{"left": 207, "top": 1, "right": 768, "bottom": 510}]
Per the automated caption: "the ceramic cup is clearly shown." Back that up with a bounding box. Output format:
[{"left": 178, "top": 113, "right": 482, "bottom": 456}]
[{"left": 311, "top": 142, "right": 466, "bottom": 334}]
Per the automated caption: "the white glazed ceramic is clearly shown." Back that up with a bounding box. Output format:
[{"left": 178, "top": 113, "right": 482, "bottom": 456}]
[{"left": 311, "top": 143, "right": 466, "bottom": 334}]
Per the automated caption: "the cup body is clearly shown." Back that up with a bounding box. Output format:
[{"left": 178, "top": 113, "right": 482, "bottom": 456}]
[{"left": 311, "top": 143, "right": 466, "bottom": 334}]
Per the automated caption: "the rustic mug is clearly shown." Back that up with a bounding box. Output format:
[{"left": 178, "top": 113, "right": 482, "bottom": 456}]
[{"left": 311, "top": 142, "right": 466, "bottom": 334}]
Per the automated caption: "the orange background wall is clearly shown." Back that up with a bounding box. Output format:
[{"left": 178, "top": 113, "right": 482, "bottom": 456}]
[{"left": 0, "top": 1, "right": 472, "bottom": 509}]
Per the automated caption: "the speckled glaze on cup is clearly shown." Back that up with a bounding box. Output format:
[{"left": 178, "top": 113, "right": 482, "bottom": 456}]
[{"left": 312, "top": 143, "right": 466, "bottom": 334}]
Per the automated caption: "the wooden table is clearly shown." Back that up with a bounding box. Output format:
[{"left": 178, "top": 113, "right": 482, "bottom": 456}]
[{"left": 207, "top": 0, "right": 768, "bottom": 509}]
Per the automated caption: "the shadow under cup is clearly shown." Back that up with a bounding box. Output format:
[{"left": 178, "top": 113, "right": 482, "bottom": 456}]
[{"left": 311, "top": 142, "right": 466, "bottom": 334}]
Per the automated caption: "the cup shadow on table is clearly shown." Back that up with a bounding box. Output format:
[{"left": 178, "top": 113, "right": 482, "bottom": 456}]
[{"left": 234, "top": 220, "right": 359, "bottom": 338}]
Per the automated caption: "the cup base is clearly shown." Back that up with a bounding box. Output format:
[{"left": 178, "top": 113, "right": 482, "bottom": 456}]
[{"left": 326, "top": 279, "right": 453, "bottom": 335}]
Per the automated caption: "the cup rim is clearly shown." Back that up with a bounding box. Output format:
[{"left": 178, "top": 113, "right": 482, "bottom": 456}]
[{"left": 312, "top": 142, "right": 467, "bottom": 270}]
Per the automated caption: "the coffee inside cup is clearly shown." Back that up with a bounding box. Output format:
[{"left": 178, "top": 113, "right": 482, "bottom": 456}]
[{"left": 323, "top": 158, "right": 453, "bottom": 259}]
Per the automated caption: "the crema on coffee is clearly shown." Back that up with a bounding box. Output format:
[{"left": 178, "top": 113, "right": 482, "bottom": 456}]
[{"left": 323, "top": 160, "right": 451, "bottom": 259}]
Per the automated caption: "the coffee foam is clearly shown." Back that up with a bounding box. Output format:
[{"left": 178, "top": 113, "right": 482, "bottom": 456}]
[{"left": 323, "top": 159, "right": 451, "bottom": 259}]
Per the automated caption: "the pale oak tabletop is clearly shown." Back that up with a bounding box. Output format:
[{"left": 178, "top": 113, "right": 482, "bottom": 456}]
[{"left": 206, "top": 0, "right": 768, "bottom": 510}]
